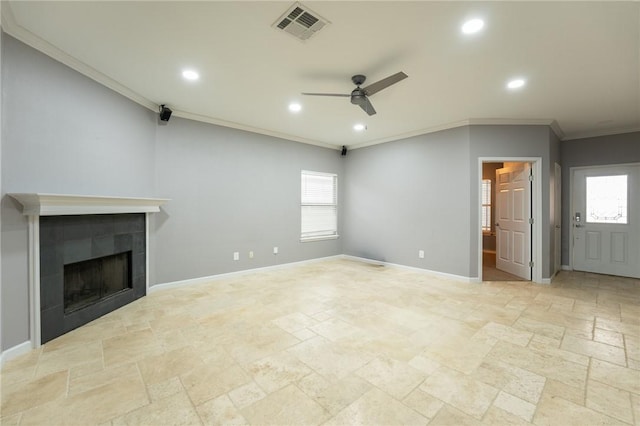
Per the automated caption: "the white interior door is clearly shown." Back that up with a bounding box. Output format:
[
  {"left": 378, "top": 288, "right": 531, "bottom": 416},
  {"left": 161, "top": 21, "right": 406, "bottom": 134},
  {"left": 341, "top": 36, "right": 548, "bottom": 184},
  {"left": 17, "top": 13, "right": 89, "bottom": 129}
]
[
  {"left": 496, "top": 163, "right": 532, "bottom": 280},
  {"left": 572, "top": 164, "right": 640, "bottom": 278}
]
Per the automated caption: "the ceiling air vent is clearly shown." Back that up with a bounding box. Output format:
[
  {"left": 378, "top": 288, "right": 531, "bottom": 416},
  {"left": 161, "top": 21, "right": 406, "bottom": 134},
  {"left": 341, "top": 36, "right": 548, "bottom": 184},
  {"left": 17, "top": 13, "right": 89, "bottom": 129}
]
[{"left": 273, "top": 2, "right": 329, "bottom": 41}]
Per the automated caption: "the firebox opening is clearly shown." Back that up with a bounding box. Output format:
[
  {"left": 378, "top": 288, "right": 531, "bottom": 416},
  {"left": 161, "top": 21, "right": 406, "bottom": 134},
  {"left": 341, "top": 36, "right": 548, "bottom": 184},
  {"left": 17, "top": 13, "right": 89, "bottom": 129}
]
[{"left": 63, "top": 251, "right": 133, "bottom": 314}]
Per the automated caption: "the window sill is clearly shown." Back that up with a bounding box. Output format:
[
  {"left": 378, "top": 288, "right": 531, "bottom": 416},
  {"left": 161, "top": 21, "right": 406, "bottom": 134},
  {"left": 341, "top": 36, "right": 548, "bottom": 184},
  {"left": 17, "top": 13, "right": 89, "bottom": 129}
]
[{"left": 300, "top": 235, "right": 340, "bottom": 243}]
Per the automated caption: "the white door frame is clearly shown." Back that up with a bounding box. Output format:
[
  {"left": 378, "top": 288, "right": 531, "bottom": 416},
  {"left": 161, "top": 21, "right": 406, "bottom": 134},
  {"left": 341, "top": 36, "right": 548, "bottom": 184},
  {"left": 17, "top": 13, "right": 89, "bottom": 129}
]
[
  {"left": 554, "top": 162, "right": 562, "bottom": 276},
  {"left": 568, "top": 162, "right": 640, "bottom": 273},
  {"left": 478, "top": 157, "right": 543, "bottom": 284}
]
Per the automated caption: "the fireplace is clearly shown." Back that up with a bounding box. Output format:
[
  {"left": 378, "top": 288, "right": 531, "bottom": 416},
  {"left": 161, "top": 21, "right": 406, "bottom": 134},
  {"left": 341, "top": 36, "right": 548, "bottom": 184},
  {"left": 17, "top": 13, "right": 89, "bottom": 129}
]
[
  {"left": 9, "top": 193, "right": 169, "bottom": 348},
  {"left": 39, "top": 214, "right": 146, "bottom": 343},
  {"left": 64, "top": 251, "right": 132, "bottom": 314}
]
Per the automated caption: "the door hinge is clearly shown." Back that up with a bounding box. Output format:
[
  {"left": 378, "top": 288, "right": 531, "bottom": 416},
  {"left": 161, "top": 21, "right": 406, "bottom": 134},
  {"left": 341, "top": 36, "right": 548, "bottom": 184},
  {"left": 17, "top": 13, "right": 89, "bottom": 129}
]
[
  {"left": 529, "top": 261, "right": 534, "bottom": 268},
  {"left": 528, "top": 174, "right": 534, "bottom": 182},
  {"left": 529, "top": 218, "right": 534, "bottom": 225}
]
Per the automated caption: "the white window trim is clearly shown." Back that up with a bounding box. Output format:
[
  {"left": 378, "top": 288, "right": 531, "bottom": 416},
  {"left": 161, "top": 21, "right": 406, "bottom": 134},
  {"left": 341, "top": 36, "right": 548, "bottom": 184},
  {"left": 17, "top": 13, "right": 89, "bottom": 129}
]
[
  {"left": 300, "top": 234, "right": 340, "bottom": 243},
  {"left": 301, "top": 170, "right": 339, "bottom": 242}
]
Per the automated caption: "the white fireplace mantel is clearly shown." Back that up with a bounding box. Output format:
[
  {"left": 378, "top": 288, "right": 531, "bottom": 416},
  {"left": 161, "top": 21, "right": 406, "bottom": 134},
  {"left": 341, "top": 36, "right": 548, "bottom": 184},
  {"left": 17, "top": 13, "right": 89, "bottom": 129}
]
[
  {"left": 8, "top": 193, "right": 169, "bottom": 352},
  {"left": 9, "top": 193, "right": 170, "bottom": 216}
]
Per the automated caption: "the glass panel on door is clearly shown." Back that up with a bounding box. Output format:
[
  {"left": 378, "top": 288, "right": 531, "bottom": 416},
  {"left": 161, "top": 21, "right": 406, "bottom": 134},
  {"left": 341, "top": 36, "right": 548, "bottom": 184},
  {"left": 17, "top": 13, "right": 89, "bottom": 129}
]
[{"left": 586, "top": 175, "right": 627, "bottom": 224}]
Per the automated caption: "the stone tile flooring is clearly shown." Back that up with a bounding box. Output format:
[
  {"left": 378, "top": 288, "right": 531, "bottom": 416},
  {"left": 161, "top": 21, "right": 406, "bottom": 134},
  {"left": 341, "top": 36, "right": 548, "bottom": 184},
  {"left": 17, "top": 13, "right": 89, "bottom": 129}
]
[{"left": 1, "top": 258, "right": 639, "bottom": 425}]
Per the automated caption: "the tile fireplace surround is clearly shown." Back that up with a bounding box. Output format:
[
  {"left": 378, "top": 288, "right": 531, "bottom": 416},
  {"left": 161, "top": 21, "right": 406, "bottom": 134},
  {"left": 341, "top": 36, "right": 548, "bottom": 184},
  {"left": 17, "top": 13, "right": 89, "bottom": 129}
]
[
  {"left": 39, "top": 213, "right": 146, "bottom": 343},
  {"left": 8, "top": 193, "right": 169, "bottom": 348}
]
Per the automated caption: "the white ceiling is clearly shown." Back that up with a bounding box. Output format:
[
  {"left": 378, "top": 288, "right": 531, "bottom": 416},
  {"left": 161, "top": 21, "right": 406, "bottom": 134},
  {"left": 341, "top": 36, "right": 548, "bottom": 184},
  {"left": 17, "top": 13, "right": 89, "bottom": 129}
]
[{"left": 3, "top": 1, "right": 639, "bottom": 149}]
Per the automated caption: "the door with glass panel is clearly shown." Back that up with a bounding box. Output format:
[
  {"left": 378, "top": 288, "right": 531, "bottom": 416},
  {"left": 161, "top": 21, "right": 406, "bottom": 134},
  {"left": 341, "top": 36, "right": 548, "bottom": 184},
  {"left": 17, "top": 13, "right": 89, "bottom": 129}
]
[{"left": 572, "top": 164, "right": 640, "bottom": 278}]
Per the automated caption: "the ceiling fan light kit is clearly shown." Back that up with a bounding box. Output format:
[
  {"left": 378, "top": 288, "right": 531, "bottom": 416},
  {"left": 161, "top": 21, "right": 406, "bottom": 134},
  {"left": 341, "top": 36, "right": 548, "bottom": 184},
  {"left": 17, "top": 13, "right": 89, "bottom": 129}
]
[{"left": 302, "top": 71, "right": 408, "bottom": 116}]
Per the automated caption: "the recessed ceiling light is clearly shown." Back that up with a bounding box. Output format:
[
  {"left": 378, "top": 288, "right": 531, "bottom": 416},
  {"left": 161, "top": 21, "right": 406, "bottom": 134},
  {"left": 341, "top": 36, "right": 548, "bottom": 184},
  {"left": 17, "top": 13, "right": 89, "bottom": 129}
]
[
  {"left": 353, "top": 123, "right": 366, "bottom": 132},
  {"left": 288, "top": 103, "right": 302, "bottom": 113},
  {"left": 462, "top": 18, "right": 484, "bottom": 34},
  {"left": 182, "top": 70, "right": 199, "bottom": 81},
  {"left": 507, "top": 78, "right": 526, "bottom": 89}
]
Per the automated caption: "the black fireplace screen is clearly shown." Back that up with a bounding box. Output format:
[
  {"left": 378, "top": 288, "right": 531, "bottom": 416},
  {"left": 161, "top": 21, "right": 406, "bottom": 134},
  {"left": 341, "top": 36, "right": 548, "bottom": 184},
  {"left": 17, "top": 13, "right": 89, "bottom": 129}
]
[{"left": 64, "top": 251, "right": 132, "bottom": 314}]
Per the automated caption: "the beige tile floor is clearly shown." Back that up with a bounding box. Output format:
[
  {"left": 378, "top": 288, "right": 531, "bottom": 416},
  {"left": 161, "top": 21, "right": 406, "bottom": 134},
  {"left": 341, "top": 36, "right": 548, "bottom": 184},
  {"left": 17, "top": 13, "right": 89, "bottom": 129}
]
[{"left": 1, "top": 258, "right": 639, "bottom": 425}]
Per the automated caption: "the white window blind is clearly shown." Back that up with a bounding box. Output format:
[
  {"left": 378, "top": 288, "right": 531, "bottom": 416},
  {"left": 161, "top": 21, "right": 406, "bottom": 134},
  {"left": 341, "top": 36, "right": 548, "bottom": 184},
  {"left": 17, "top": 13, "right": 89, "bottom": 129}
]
[
  {"left": 481, "top": 179, "right": 492, "bottom": 232},
  {"left": 301, "top": 170, "right": 337, "bottom": 241}
]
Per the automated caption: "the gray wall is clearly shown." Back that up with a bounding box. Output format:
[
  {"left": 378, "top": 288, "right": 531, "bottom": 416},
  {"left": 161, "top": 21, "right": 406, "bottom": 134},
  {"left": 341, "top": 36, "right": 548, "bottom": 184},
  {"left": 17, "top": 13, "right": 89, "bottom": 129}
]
[
  {"left": 560, "top": 132, "right": 640, "bottom": 265},
  {"left": 1, "top": 35, "right": 157, "bottom": 350},
  {"left": 469, "top": 125, "right": 556, "bottom": 279},
  {"left": 0, "top": 35, "right": 343, "bottom": 351},
  {"left": 153, "top": 118, "right": 343, "bottom": 284},
  {"left": 343, "top": 126, "right": 472, "bottom": 277},
  {"left": 343, "top": 126, "right": 559, "bottom": 278},
  {"left": 549, "top": 128, "right": 561, "bottom": 274},
  {"left": 342, "top": 124, "right": 558, "bottom": 280},
  {"left": 343, "top": 125, "right": 560, "bottom": 278},
  {"left": 469, "top": 126, "right": 555, "bottom": 278}
]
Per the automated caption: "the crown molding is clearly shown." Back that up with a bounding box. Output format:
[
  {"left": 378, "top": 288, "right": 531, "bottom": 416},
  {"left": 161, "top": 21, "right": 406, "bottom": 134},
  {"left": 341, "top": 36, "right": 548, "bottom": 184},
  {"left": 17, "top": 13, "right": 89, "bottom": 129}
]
[
  {"left": 468, "top": 118, "right": 565, "bottom": 141},
  {"left": 171, "top": 109, "right": 339, "bottom": 151},
  {"left": 348, "top": 118, "right": 565, "bottom": 150},
  {"left": 550, "top": 120, "right": 565, "bottom": 141},
  {"left": 348, "top": 120, "right": 472, "bottom": 150},
  {"left": 1, "top": 4, "right": 159, "bottom": 113},
  {"left": 562, "top": 126, "right": 640, "bottom": 141}
]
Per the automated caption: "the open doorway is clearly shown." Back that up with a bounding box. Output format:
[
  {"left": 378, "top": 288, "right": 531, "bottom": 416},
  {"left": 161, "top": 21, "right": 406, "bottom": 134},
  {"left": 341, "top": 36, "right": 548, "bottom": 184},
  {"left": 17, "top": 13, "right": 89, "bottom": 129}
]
[
  {"left": 482, "top": 162, "right": 529, "bottom": 281},
  {"left": 479, "top": 158, "right": 543, "bottom": 283}
]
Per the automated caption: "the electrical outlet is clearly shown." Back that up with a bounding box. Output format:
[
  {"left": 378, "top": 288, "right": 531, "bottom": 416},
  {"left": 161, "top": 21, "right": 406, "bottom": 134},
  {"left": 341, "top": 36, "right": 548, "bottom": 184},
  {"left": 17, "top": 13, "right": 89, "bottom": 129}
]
[
  {"left": 273, "top": 246, "right": 278, "bottom": 255},
  {"left": 233, "top": 252, "right": 239, "bottom": 261},
  {"left": 418, "top": 250, "right": 425, "bottom": 259},
  {"left": 249, "top": 251, "right": 254, "bottom": 259}
]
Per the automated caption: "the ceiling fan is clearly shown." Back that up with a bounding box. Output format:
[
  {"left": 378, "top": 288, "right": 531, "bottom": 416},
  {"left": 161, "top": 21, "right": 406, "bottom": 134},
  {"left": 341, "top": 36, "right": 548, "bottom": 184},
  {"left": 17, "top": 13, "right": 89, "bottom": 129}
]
[{"left": 302, "top": 72, "right": 408, "bottom": 116}]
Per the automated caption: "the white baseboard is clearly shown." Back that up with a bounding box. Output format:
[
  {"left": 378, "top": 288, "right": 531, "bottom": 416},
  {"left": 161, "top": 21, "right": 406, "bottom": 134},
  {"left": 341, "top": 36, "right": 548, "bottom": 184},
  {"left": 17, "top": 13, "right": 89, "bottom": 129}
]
[
  {"left": 150, "top": 255, "right": 343, "bottom": 293},
  {"left": 542, "top": 269, "right": 560, "bottom": 285},
  {"left": 561, "top": 264, "right": 572, "bottom": 271},
  {"left": 340, "top": 255, "right": 477, "bottom": 283},
  {"left": 151, "top": 254, "right": 478, "bottom": 294},
  {"left": 1, "top": 340, "right": 33, "bottom": 366}
]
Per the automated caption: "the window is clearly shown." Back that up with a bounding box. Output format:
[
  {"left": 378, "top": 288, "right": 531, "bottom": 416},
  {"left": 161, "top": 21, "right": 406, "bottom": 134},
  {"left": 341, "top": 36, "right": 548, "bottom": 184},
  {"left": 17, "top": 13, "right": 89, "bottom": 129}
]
[
  {"left": 481, "top": 179, "right": 492, "bottom": 232},
  {"left": 586, "top": 175, "right": 628, "bottom": 224},
  {"left": 301, "top": 170, "right": 338, "bottom": 241}
]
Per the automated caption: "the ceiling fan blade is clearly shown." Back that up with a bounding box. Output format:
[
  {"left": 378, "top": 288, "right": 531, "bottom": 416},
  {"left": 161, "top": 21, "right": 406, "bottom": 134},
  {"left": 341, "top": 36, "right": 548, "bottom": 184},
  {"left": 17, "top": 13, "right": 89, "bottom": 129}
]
[
  {"left": 359, "top": 97, "right": 377, "bottom": 116},
  {"left": 362, "top": 72, "right": 408, "bottom": 96},
  {"left": 301, "top": 93, "right": 351, "bottom": 97}
]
